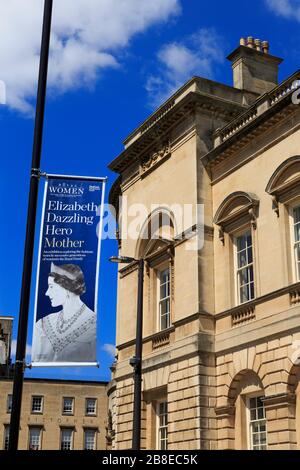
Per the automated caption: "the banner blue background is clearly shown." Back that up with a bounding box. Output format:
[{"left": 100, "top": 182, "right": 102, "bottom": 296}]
[{"left": 36, "top": 177, "right": 103, "bottom": 322}]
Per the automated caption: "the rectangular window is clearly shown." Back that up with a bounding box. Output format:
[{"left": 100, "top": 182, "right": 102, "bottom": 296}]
[
  {"left": 31, "top": 396, "right": 43, "bottom": 414},
  {"left": 28, "top": 427, "right": 42, "bottom": 450},
  {"left": 7, "top": 394, "right": 12, "bottom": 413},
  {"left": 62, "top": 397, "right": 74, "bottom": 415},
  {"left": 85, "top": 398, "right": 97, "bottom": 416},
  {"left": 60, "top": 428, "right": 73, "bottom": 451},
  {"left": 3, "top": 426, "right": 9, "bottom": 451},
  {"left": 235, "top": 231, "right": 255, "bottom": 304},
  {"left": 293, "top": 206, "right": 300, "bottom": 281},
  {"left": 157, "top": 401, "right": 168, "bottom": 450},
  {"left": 84, "top": 429, "right": 97, "bottom": 450},
  {"left": 158, "top": 268, "right": 171, "bottom": 331},
  {"left": 248, "top": 396, "right": 267, "bottom": 450}
]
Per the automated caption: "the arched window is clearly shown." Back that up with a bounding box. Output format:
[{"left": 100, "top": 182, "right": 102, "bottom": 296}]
[
  {"left": 214, "top": 192, "right": 260, "bottom": 307},
  {"left": 287, "top": 363, "right": 300, "bottom": 449},
  {"left": 228, "top": 369, "right": 266, "bottom": 450},
  {"left": 266, "top": 156, "right": 300, "bottom": 282},
  {"left": 136, "top": 209, "right": 175, "bottom": 336}
]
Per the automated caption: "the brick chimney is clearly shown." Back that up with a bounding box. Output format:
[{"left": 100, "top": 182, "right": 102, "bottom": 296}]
[{"left": 227, "top": 37, "right": 283, "bottom": 95}]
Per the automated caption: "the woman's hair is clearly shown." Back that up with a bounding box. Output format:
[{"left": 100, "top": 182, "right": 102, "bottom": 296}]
[{"left": 49, "top": 264, "right": 86, "bottom": 296}]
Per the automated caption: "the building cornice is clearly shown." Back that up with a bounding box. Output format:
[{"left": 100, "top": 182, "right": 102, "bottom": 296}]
[
  {"left": 109, "top": 91, "right": 245, "bottom": 174},
  {"left": 202, "top": 70, "right": 300, "bottom": 168},
  {"left": 122, "top": 76, "right": 248, "bottom": 148}
]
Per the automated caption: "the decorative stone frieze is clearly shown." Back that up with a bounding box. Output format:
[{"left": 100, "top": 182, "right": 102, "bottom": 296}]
[{"left": 140, "top": 143, "right": 171, "bottom": 177}]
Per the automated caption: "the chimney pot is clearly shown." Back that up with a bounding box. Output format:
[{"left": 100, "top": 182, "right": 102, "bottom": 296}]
[
  {"left": 247, "top": 36, "right": 254, "bottom": 48},
  {"left": 255, "top": 39, "right": 261, "bottom": 51},
  {"left": 240, "top": 37, "right": 246, "bottom": 46},
  {"left": 262, "top": 41, "right": 269, "bottom": 54}
]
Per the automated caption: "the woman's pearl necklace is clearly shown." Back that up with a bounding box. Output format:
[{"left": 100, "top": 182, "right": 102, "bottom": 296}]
[{"left": 56, "top": 303, "right": 86, "bottom": 334}]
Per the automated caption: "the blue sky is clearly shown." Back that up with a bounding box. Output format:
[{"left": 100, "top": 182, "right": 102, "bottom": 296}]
[{"left": 0, "top": 0, "right": 299, "bottom": 382}]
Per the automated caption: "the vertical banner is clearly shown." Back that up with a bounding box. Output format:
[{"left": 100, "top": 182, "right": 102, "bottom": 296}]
[{"left": 31, "top": 175, "right": 106, "bottom": 366}]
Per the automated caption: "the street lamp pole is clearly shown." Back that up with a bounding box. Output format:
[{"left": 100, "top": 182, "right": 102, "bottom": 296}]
[
  {"left": 130, "top": 258, "right": 144, "bottom": 450},
  {"left": 109, "top": 256, "right": 144, "bottom": 450},
  {"left": 9, "top": 0, "right": 53, "bottom": 451}
]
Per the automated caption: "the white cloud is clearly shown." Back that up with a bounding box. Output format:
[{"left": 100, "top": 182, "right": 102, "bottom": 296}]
[
  {"left": 102, "top": 343, "right": 116, "bottom": 358},
  {"left": 10, "top": 339, "right": 32, "bottom": 358},
  {"left": 145, "top": 28, "right": 224, "bottom": 108},
  {"left": 265, "top": 0, "right": 300, "bottom": 20},
  {"left": 0, "top": 0, "right": 181, "bottom": 113}
]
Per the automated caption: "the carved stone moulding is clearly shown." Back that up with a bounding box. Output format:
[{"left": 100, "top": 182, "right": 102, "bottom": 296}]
[
  {"left": 213, "top": 191, "right": 260, "bottom": 244},
  {"left": 265, "top": 155, "right": 300, "bottom": 216},
  {"left": 140, "top": 143, "right": 171, "bottom": 177}
]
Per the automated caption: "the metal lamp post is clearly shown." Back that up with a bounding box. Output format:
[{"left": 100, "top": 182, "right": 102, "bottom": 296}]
[
  {"left": 9, "top": 0, "right": 53, "bottom": 451},
  {"left": 109, "top": 255, "right": 144, "bottom": 450}
]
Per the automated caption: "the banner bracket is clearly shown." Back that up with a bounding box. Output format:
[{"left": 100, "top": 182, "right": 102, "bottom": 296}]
[
  {"left": 31, "top": 168, "right": 47, "bottom": 179},
  {"left": 15, "top": 359, "right": 27, "bottom": 372}
]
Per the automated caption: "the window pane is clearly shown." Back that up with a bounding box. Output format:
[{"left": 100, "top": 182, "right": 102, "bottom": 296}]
[
  {"left": 237, "top": 234, "right": 247, "bottom": 251},
  {"left": 159, "top": 298, "right": 170, "bottom": 330},
  {"left": 247, "top": 247, "right": 253, "bottom": 264},
  {"left": 238, "top": 268, "right": 249, "bottom": 285},
  {"left": 257, "top": 407, "right": 264, "bottom": 420},
  {"left": 249, "top": 282, "right": 255, "bottom": 300},
  {"left": 160, "top": 283, "right": 167, "bottom": 299},
  {"left": 61, "top": 429, "right": 73, "bottom": 450},
  {"left": 249, "top": 396, "right": 267, "bottom": 450},
  {"left": 294, "top": 206, "right": 300, "bottom": 225},
  {"left": 157, "top": 401, "right": 168, "bottom": 451},
  {"left": 257, "top": 397, "right": 264, "bottom": 407},
  {"left": 160, "top": 298, "right": 170, "bottom": 316},
  {"left": 160, "top": 270, "right": 170, "bottom": 285},
  {"left": 7, "top": 395, "right": 12, "bottom": 413},
  {"left": 29, "top": 427, "right": 41, "bottom": 450},
  {"left": 249, "top": 266, "right": 254, "bottom": 283},
  {"left": 158, "top": 268, "right": 171, "bottom": 331},
  {"left": 86, "top": 398, "right": 96, "bottom": 415},
  {"left": 161, "top": 439, "right": 167, "bottom": 451},
  {"left": 294, "top": 223, "right": 300, "bottom": 243},
  {"left": 160, "top": 313, "right": 170, "bottom": 330},
  {"left": 295, "top": 244, "right": 300, "bottom": 263},
  {"left": 238, "top": 250, "right": 247, "bottom": 268},
  {"left": 31, "top": 396, "right": 43, "bottom": 413},
  {"left": 3, "top": 426, "right": 9, "bottom": 451},
  {"left": 84, "top": 429, "right": 96, "bottom": 450},
  {"left": 260, "top": 434, "right": 267, "bottom": 443},
  {"left": 236, "top": 232, "right": 254, "bottom": 304},
  {"left": 63, "top": 398, "right": 74, "bottom": 414},
  {"left": 240, "top": 285, "right": 249, "bottom": 303},
  {"left": 252, "top": 432, "right": 260, "bottom": 445},
  {"left": 247, "top": 232, "right": 252, "bottom": 247},
  {"left": 249, "top": 398, "right": 256, "bottom": 409}
]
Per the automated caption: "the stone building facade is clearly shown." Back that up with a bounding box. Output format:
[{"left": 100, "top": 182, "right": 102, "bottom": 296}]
[
  {"left": 0, "top": 377, "right": 108, "bottom": 450},
  {"left": 107, "top": 37, "right": 300, "bottom": 450},
  {"left": 0, "top": 316, "right": 13, "bottom": 373}
]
